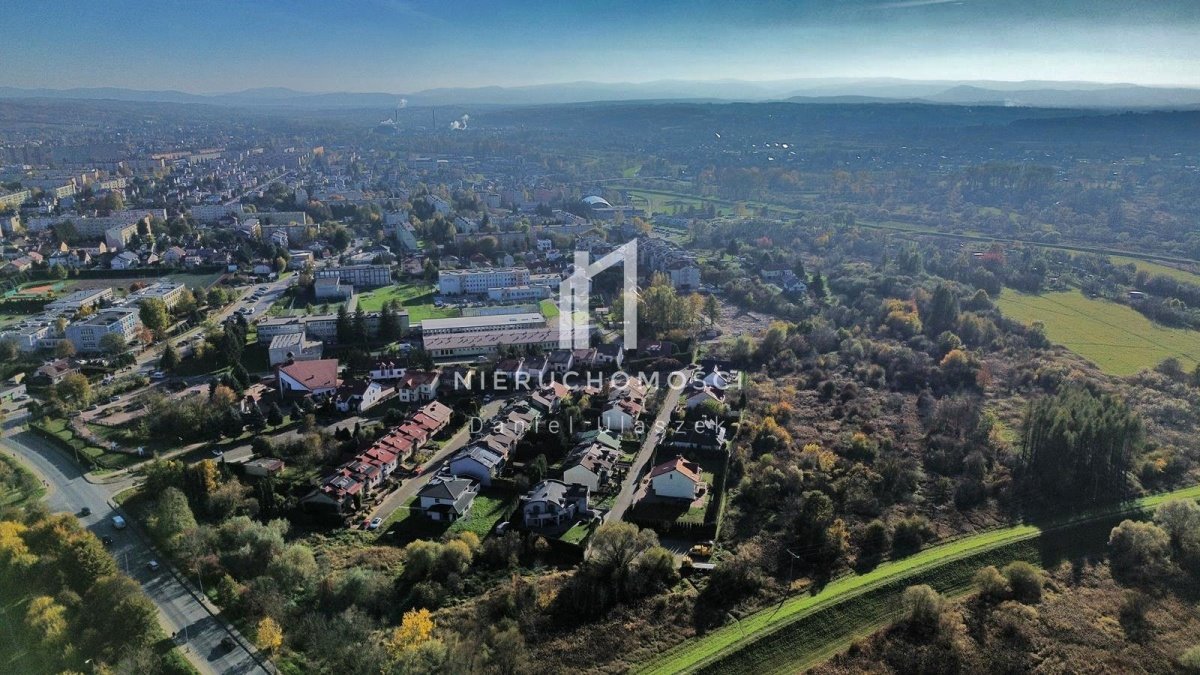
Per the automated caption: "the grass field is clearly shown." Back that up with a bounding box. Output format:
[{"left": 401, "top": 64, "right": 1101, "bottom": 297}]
[
  {"left": 1109, "top": 255, "right": 1200, "bottom": 286},
  {"left": 356, "top": 282, "right": 460, "bottom": 324},
  {"left": 639, "top": 482, "right": 1200, "bottom": 675},
  {"left": 0, "top": 453, "right": 43, "bottom": 507},
  {"left": 996, "top": 289, "right": 1200, "bottom": 375},
  {"left": 539, "top": 298, "right": 560, "bottom": 319},
  {"left": 624, "top": 189, "right": 736, "bottom": 217},
  {"left": 34, "top": 418, "right": 142, "bottom": 471}
]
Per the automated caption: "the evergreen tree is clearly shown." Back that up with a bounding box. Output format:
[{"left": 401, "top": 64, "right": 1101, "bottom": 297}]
[
  {"left": 336, "top": 305, "right": 352, "bottom": 344},
  {"left": 267, "top": 402, "right": 285, "bottom": 427},
  {"left": 159, "top": 344, "right": 180, "bottom": 371},
  {"left": 1020, "top": 385, "right": 1142, "bottom": 505},
  {"left": 925, "top": 283, "right": 961, "bottom": 337},
  {"left": 809, "top": 270, "right": 827, "bottom": 299},
  {"left": 353, "top": 308, "right": 368, "bottom": 344}
]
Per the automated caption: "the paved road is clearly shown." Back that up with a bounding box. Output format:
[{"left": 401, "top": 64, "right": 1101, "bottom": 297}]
[
  {"left": 607, "top": 374, "right": 687, "bottom": 523},
  {"left": 1, "top": 431, "right": 268, "bottom": 675},
  {"left": 367, "top": 398, "right": 506, "bottom": 526}
]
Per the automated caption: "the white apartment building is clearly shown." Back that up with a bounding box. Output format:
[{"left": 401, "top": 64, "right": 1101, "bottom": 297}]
[
  {"left": 65, "top": 308, "right": 140, "bottom": 353},
  {"left": 315, "top": 264, "right": 391, "bottom": 289},
  {"left": 437, "top": 267, "right": 531, "bottom": 295}
]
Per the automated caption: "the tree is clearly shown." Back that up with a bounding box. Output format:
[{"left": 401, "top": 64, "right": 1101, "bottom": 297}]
[
  {"left": 925, "top": 283, "right": 960, "bottom": 337},
  {"left": 1020, "top": 386, "right": 1141, "bottom": 505},
  {"left": 389, "top": 608, "right": 435, "bottom": 659},
  {"left": 256, "top": 616, "right": 284, "bottom": 654},
  {"left": 353, "top": 308, "right": 368, "bottom": 343},
  {"left": 809, "top": 270, "right": 827, "bottom": 299},
  {"left": 56, "top": 372, "right": 92, "bottom": 407},
  {"left": 266, "top": 402, "right": 285, "bottom": 427},
  {"left": 336, "top": 305, "right": 352, "bottom": 344},
  {"left": 139, "top": 298, "right": 171, "bottom": 337},
  {"left": 1109, "top": 519, "right": 1171, "bottom": 583},
  {"left": 974, "top": 565, "right": 1010, "bottom": 601},
  {"left": 703, "top": 293, "right": 720, "bottom": 327},
  {"left": 54, "top": 339, "right": 76, "bottom": 359},
  {"left": 25, "top": 595, "right": 68, "bottom": 645},
  {"left": 149, "top": 487, "right": 197, "bottom": 552},
  {"left": 99, "top": 332, "right": 128, "bottom": 356},
  {"left": 902, "top": 584, "right": 944, "bottom": 636},
  {"left": 1002, "top": 561, "right": 1043, "bottom": 603},
  {"left": 160, "top": 343, "right": 180, "bottom": 371}
]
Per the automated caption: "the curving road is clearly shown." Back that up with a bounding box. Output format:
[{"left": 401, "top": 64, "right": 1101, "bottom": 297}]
[{"left": 1, "top": 431, "right": 269, "bottom": 675}]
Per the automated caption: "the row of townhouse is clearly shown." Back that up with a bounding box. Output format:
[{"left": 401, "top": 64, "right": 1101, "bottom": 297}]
[{"left": 302, "top": 400, "right": 454, "bottom": 513}]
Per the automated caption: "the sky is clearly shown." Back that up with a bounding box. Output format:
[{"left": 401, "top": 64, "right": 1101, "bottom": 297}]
[{"left": 3, "top": 0, "right": 1198, "bottom": 92}]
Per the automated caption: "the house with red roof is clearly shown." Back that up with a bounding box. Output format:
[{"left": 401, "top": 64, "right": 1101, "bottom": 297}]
[
  {"left": 277, "top": 358, "right": 340, "bottom": 399},
  {"left": 649, "top": 455, "right": 704, "bottom": 500}
]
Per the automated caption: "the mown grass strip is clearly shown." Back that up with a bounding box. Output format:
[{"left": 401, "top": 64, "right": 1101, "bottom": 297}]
[{"left": 639, "top": 483, "right": 1200, "bottom": 675}]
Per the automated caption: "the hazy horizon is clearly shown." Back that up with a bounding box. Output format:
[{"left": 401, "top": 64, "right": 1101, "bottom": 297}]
[{"left": 3, "top": 0, "right": 1197, "bottom": 93}]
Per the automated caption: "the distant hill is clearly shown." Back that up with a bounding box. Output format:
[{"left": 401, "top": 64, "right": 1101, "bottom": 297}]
[{"left": 1, "top": 79, "right": 1198, "bottom": 110}]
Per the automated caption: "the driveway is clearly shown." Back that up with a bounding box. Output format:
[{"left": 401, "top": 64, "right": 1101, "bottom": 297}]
[{"left": 606, "top": 373, "right": 686, "bottom": 523}]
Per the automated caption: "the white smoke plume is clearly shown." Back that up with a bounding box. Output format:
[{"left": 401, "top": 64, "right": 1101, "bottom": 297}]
[
  {"left": 450, "top": 114, "right": 469, "bottom": 130},
  {"left": 397, "top": 98, "right": 408, "bottom": 109}
]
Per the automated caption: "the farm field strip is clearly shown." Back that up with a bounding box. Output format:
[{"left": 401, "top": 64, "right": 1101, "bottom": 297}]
[
  {"left": 638, "top": 483, "right": 1200, "bottom": 675},
  {"left": 997, "top": 289, "right": 1200, "bottom": 374}
]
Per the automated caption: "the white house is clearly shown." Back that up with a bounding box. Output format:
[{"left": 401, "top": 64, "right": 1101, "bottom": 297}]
[
  {"left": 685, "top": 387, "right": 724, "bottom": 411},
  {"left": 396, "top": 370, "right": 440, "bottom": 402},
  {"left": 334, "top": 379, "right": 390, "bottom": 413},
  {"left": 521, "top": 480, "right": 589, "bottom": 529},
  {"left": 110, "top": 251, "right": 139, "bottom": 270},
  {"left": 649, "top": 456, "right": 704, "bottom": 500},
  {"left": 561, "top": 443, "right": 619, "bottom": 492},
  {"left": 600, "top": 399, "right": 641, "bottom": 433},
  {"left": 447, "top": 446, "right": 506, "bottom": 486}
]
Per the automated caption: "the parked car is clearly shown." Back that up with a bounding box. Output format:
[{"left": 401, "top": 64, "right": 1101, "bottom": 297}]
[
  {"left": 495, "top": 521, "right": 511, "bottom": 535},
  {"left": 111, "top": 515, "right": 127, "bottom": 529},
  {"left": 109, "top": 395, "right": 121, "bottom": 403},
  {"left": 368, "top": 517, "right": 383, "bottom": 530},
  {"left": 147, "top": 560, "right": 160, "bottom": 572},
  {"left": 151, "top": 371, "right": 165, "bottom": 379},
  {"left": 79, "top": 507, "right": 91, "bottom": 517}
]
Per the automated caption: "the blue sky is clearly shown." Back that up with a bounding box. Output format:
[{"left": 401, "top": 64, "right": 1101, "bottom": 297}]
[{"left": 3, "top": 0, "right": 1197, "bottom": 92}]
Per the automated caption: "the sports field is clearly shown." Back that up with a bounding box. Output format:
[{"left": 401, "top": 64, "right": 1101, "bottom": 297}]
[{"left": 997, "top": 289, "right": 1200, "bottom": 375}]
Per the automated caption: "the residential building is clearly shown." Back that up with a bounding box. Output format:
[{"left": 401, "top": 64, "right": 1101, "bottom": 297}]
[
  {"left": 396, "top": 370, "right": 440, "bottom": 402},
  {"left": 244, "top": 458, "right": 286, "bottom": 477},
  {"left": 649, "top": 456, "right": 704, "bottom": 500},
  {"left": 561, "top": 443, "right": 619, "bottom": 492},
  {"left": 110, "top": 251, "right": 139, "bottom": 270},
  {"left": 334, "top": 378, "right": 391, "bottom": 413},
  {"left": 447, "top": 446, "right": 506, "bottom": 487},
  {"left": 521, "top": 480, "right": 590, "bottom": 529},
  {"left": 36, "top": 359, "right": 79, "bottom": 384},
  {"left": 417, "top": 476, "right": 479, "bottom": 522}
]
